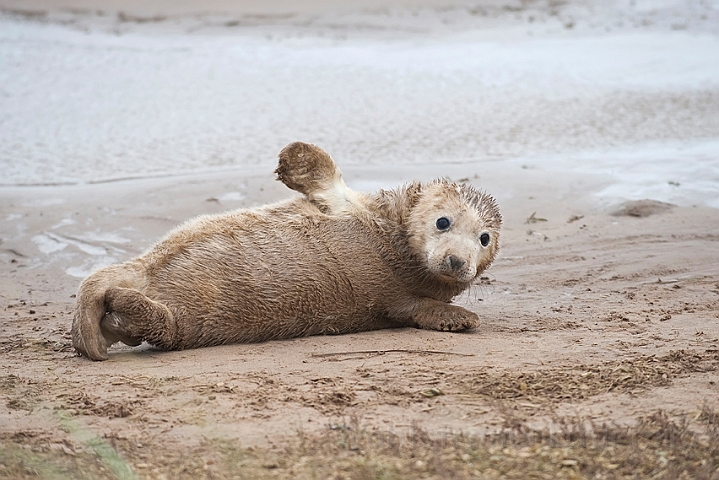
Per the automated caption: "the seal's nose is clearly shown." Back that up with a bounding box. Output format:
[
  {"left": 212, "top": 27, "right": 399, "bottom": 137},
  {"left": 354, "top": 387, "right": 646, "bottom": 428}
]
[{"left": 447, "top": 255, "right": 466, "bottom": 270}]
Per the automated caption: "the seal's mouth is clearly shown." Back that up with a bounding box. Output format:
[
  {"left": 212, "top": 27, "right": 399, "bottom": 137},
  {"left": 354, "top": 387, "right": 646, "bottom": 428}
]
[
  {"left": 436, "top": 270, "right": 475, "bottom": 284},
  {"left": 427, "top": 251, "right": 478, "bottom": 284},
  {"left": 437, "top": 273, "right": 460, "bottom": 283}
]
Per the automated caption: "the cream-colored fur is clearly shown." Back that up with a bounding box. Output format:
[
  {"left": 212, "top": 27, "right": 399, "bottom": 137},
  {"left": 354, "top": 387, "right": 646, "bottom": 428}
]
[{"left": 72, "top": 142, "right": 502, "bottom": 361}]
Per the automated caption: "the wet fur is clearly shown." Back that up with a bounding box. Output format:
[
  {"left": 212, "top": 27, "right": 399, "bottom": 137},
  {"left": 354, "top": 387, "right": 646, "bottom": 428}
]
[{"left": 72, "top": 142, "right": 502, "bottom": 360}]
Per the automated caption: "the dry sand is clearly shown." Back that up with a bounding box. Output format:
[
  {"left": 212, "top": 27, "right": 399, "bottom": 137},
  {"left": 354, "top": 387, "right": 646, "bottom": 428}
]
[
  {"left": 1, "top": 0, "right": 718, "bottom": 478},
  {"left": 1, "top": 164, "right": 718, "bottom": 477}
]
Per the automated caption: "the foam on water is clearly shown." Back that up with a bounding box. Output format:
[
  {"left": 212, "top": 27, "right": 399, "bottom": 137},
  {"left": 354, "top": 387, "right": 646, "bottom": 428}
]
[
  {"left": 585, "top": 142, "right": 719, "bottom": 208},
  {"left": 65, "top": 257, "right": 121, "bottom": 278},
  {"left": 32, "top": 233, "right": 69, "bottom": 255},
  {"left": 505, "top": 139, "right": 719, "bottom": 208}
]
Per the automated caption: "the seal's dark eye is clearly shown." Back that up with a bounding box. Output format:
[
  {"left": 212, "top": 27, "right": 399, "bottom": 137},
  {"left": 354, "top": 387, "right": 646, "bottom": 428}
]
[
  {"left": 480, "top": 232, "right": 490, "bottom": 247},
  {"left": 436, "top": 217, "right": 451, "bottom": 231}
]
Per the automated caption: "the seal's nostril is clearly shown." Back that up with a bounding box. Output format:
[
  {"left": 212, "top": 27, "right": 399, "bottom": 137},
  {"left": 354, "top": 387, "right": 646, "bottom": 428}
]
[{"left": 447, "top": 255, "right": 466, "bottom": 270}]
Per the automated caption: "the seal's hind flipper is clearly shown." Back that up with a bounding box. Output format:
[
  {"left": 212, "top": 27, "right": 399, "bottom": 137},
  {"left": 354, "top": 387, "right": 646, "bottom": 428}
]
[
  {"left": 275, "top": 142, "right": 364, "bottom": 215},
  {"left": 100, "top": 312, "right": 143, "bottom": 347},
  {"left": 103, "top": 287, "right": 178, "bottom": 351},
  {"left": 72, "top": 264, "right": 142, "bottom": 361},
  {"left": 275, "top": 142, "right": 340, "bottom": 196}
]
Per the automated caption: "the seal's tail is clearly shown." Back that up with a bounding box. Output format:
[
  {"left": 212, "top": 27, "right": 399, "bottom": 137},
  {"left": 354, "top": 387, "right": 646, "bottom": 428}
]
[{"left": 71, "top": 264, "right": 141, "bottom": 361}]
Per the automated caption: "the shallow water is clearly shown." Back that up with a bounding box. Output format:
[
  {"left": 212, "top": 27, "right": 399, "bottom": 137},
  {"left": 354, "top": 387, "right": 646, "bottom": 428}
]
[{"left": 1, "top": 2, "right": 718, "bottom": 207}]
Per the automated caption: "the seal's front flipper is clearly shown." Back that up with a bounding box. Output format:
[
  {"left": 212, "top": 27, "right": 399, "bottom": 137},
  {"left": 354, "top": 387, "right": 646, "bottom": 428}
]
[{"left": 389, "top": 298, "right": 480, "bottom": 332}]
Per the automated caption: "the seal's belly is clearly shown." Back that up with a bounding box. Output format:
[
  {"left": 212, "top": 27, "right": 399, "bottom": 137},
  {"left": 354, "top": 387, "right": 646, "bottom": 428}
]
[{"left": 144, "top": 214, "right": 395, "bottom": 347}]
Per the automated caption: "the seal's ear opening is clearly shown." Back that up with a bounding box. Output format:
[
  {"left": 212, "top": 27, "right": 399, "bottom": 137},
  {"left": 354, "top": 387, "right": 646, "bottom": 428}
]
[{"left": 367, "top": 181, "right": 425, "bottom": 233}]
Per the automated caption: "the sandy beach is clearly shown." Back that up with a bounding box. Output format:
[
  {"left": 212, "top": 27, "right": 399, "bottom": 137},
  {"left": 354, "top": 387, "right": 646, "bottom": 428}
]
[{"left": 1, "top": 0, "right": 718, "bottom": 478}]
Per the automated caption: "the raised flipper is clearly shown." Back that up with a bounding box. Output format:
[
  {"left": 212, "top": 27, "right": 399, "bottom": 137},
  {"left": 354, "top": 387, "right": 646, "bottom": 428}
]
[{"left": 275, "top": 142, "right": 366, "bottom": 214}]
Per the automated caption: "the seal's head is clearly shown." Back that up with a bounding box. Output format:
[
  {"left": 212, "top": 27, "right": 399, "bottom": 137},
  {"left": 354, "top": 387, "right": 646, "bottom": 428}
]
[{"left": 407, "top": 180, "right": 502, "bottom": 284}]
